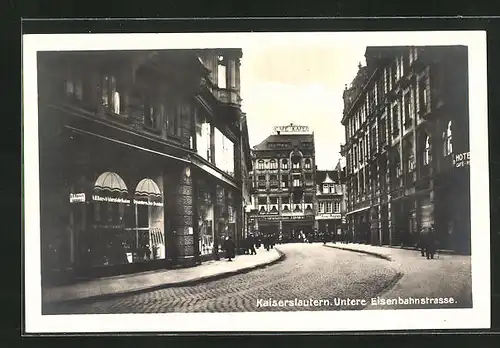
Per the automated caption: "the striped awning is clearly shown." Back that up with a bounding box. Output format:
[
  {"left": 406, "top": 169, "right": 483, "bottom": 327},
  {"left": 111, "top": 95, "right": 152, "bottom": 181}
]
[{"left": 94, "top": 172, "right": 128, "bottom": 193}]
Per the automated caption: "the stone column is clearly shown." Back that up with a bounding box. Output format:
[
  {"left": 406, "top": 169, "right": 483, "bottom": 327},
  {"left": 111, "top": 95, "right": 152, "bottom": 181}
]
[{"left": 166, "top": 164, "right": 196, "bottom": 266}]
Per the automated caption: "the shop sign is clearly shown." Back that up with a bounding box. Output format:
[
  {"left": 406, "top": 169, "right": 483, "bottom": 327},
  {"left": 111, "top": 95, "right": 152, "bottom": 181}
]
[
  {"left": 317, "top": 213, "right": 342, "bottom": 219},
  {"left": 92, "top": 195, "right": 131, "bottom": 204},
  {"left": 70, "top": 193, "right": 86, "bottom": 203},
  {"left": 273, "top": 123, "right": 310, "bottom": 134},
  {"left": 453, "top": 151, "right": 470, "bottom": 168},
  {"left": 133, "top": 199, "right": 164, "bottom": 207}
]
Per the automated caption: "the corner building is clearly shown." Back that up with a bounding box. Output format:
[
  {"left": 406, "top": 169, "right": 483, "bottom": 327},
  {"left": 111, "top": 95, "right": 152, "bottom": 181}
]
[
  {"left": 314, "top": 169, "right": 347, "bottom": 240},
  {"left": 249, "top": 125, "right": 316, "bottom": 242},
  {"left": 340, "top": 46, "right": 470, "bottom": 254},
  {"left": 37, "top": 49, "right": 251, "bottom": 283}
]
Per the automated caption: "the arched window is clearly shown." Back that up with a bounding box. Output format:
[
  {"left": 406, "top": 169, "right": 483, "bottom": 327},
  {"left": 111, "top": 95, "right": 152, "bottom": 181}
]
[
  {"left": 443, "top": 121, "right": 453, "bottom": 156},
  {"left": 304, "top": 159, "right": 311, "bottom": 169},
  {"left": 258, "top": 160, "right": 265, "bottom": 170},
  {"left": 423, "top": 134, "right": 431, "bottom": 166},
  {"left": 270, "top": 159, "right": 277, "bottom": 170},
  {"left": 281, "top": 159, "right": 289, "bottom": 170}
]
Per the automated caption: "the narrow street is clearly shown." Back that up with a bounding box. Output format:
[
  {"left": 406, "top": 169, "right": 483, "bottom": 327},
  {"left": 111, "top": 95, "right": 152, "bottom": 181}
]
[{"left": 45, "top": 243, "right": 400, "bottom": 314}]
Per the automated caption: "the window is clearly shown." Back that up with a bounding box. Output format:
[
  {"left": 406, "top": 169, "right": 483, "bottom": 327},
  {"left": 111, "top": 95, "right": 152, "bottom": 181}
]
[
  {"left": 214, "top": 128, "right": 235, "bottom": 177},
  {"left": 371, "top": 127, "right": 377, "bottom": 153},
  {"left": 143, "top": 97, "right": 159, "bottom": 129},
  {"left": 292, "top": 161, "right": 300, "bottom": 169},
  {"left": 101, "top": 75, "right": 122, "bottom": 115},
  {"left": 424, "top": 135, "right": 431, "bottom": 166},
  {"left": 405, "top": 140, "right": 415, "bottom": 172},
  {"left": 258, "top": 197, "right": 267, "bottom": 205},
  {"left": 281, "top": 175, "right": 289, "bottom": 188},
  {"left": 404, "top": 92, "right": 413, "bottom": 129},
  {"left": 304, "top": 159, "right": 312, "bottom": 169},
  {"left": 166, "top": 103, "right": 182, "bottom": 137},
  {"left": 270, "top": 159, "right": 278, "bottom": 170},
  {"left": 443, "top": 121, "right": 453, "bottom": 156},
  {"left": 292, "top": 175, "right": 301, "bottom": 187},
  {"left": 195, "top": 109, "right": 212, "bottom": 162},
  {"left": 65, "top": 78, "right": 83, "bottom": 100},
  {"left": 418, "top": 75, "right": 430, "bottom": 116},
  {"left": 282, "top": 196, "right": 290, "bottom": 204},
  {"left": 379, "top": 118, "right": 387, "bottom": 145},
  {"left": 318, "top": 202, "right": 324, "bottom": 213},
  {"left": 392, "top": 104, "right": 400, "bottom": 137},
  {"left": 359, "top": 140, "right": 364, "bottom": 163},
  {"left": 281, "top": 159, "right": 289, "bottom": 170},
  {"left": 305, "top": 195, "right": 313, "bottom": 204},
  {"left": 305, "top": 173, "right": 312, "bottom": 181},
  {"left": 334, "top": 201, "right": 341, "bottom": 213},
  {"left": 218, "top": 56, "right": 226, "bottom": 89},
  {"left": 258, "top": 160, "right": 265, "bottom": 170},
  {"left": 269, "top": 197, "right": 278, "bottom": 205},
  {"left": 326, "top": 202, "right": 333, "bottom": 213}
]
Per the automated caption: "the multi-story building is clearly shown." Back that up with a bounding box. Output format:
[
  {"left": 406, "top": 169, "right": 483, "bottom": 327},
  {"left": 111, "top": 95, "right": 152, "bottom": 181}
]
[
  {"left": 249, "top": 123, "right": 316, "bottom": 242},
  {"left": 340, "top": 46, "right": 470, "bottom": 254},
  {"left": 314, "top": 167, "right": 346, "bottom": 240},
  {"left": 37, "top": 48, "right": 251, "bottom": 283}
]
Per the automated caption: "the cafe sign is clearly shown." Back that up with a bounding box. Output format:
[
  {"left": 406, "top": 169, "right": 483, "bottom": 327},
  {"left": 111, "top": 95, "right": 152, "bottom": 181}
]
[
  {"left": 273, "top": 123, "right": 310, "bottom": 134},
  {"left": 453, "top": 151, "right": 470, "bottom": 168}
]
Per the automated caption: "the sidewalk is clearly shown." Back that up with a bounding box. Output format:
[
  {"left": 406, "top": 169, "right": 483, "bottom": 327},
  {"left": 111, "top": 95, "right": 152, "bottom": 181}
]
[
  {"left": 43, "top": 248, "right": 283, "bottom": 305},
  {"left": 325, "top": 243, "right": 473, "bottom": 309}
]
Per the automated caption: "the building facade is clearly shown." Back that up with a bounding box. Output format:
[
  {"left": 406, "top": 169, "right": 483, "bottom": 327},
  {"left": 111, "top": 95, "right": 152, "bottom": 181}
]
[
  {"left": 249, "top": 124, "right": 316, "bottom": 242},
  {"left": 340, "top": 46, "right": 470, "bottom": 254},
  {"left": 37, "top": 49, "right": 250, "bottom": 284},
  {"left": 314, "top": 169, "right": 346, "bottom": 241}
]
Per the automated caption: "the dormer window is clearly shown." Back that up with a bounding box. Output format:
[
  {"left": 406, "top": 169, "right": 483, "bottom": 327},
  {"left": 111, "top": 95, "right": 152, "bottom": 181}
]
[{"left": 281, "top": 159, "right": 289, "bottom": 170}]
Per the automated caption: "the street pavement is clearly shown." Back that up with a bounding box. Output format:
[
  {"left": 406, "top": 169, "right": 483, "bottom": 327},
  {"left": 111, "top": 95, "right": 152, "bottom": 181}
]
[
  {"left": 44, "top": 243, "right": 399, "bottom": 314},
  {"left": 44, "top": 242, "right": 472, "bottom": 314},
  {"left": 325, "top": 243, "right": 472, "bottom": 310}
]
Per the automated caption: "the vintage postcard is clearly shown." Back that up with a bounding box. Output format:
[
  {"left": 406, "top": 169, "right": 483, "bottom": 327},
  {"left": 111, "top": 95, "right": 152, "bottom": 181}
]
[{"left": 23, "top": 31, "right": 490, "bottom": 333}]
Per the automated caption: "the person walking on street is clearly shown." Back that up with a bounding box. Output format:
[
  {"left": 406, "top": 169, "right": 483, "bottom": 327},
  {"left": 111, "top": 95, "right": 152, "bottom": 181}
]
[
  {"left": 223, "top": 235, "right": 236, "bottom": 261},
  {"left": 248, "top": 234, "right": 257, "bottom": 255},
  {"left": 425, "top": 225, "right": 437, "bottom": 259}
]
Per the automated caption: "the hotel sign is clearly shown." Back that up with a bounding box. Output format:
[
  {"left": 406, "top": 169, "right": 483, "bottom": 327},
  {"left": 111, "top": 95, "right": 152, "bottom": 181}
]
[
  {"left": 453, "top": 151, "right": 470, "bottom": 168},
  {"left": 316, "top": 213, "right": 342, "bottom": 220},
  {"left": 274, "top": 124, "right": 310, "bottom": 134}
]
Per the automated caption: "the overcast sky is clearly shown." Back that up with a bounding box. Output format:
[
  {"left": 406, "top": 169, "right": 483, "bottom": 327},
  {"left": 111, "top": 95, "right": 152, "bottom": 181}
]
[{"left": 240, "top": 43, "right": 366, "bottom": 170}]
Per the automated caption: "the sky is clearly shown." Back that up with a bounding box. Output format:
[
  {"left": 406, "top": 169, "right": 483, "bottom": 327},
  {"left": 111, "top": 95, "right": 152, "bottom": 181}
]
[{"left": 239, "top": 42, "right": 367, "bottom": 170}]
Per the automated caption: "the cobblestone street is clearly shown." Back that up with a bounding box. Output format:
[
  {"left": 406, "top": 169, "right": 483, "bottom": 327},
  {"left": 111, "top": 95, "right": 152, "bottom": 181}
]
[
  {"left": 44, "top": 243, "right": 400, "bottom": 314},
  {"left": 44, "top": 243, "right": 472, "bottom": 314}
]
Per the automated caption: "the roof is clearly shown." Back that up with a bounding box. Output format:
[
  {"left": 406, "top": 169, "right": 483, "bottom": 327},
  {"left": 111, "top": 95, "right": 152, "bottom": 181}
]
[
  {"left": 253, "top": 133, "right": 315, "bottom": 152},
  {"left": 315, "top": 170, "right": 341, "bottom": 186}
]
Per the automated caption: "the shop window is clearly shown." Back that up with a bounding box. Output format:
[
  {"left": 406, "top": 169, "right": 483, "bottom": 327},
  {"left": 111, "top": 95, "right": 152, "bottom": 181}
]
[
  {"left": 443, "top": 121, "right": 453, "bottom": 157},
  {"left": 197, "top": 180, "right": 214, "bottom": 256},
  {"left": 281, "top": 159, "right": 289, "bottom": 170}
]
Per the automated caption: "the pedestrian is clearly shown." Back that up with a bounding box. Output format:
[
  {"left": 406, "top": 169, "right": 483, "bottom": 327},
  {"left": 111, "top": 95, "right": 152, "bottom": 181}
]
[
  {"left": 417, "top": 228, "right": 427, "bottom": 257},
  {"left": 249, "top": 234, "right": 257, "bottom": 255},
  {"left": 425, "top": 225, "right": 437, "bottom": 260},
  {"left": 223, "top": 235, "right": 236, "bottom": 261}
]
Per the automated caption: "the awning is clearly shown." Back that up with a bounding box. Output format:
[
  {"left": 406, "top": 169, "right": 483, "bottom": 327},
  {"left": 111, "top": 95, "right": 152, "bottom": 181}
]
[
  {"left": 135, "top": 178, "right": 162, "bottom": 198},
  {"left": 345, "top": 206, "right": 370, "bottom": 216},
  {"left": 94, "top": 172, "right": 128, "bottom": 193}
]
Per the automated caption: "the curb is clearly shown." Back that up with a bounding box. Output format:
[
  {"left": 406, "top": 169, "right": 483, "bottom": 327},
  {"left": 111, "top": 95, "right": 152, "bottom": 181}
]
[
  {"left": 43, "top": 249, "right": 285, "bottom": 308},
  {"left": 323, "top": 244, "right": 393, "bottom": 261}
]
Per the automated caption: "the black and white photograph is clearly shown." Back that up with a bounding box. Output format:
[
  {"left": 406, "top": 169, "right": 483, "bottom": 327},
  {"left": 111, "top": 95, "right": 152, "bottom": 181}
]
[{"left": 23, "top": 31, "right": 490, "bottom": 333}]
